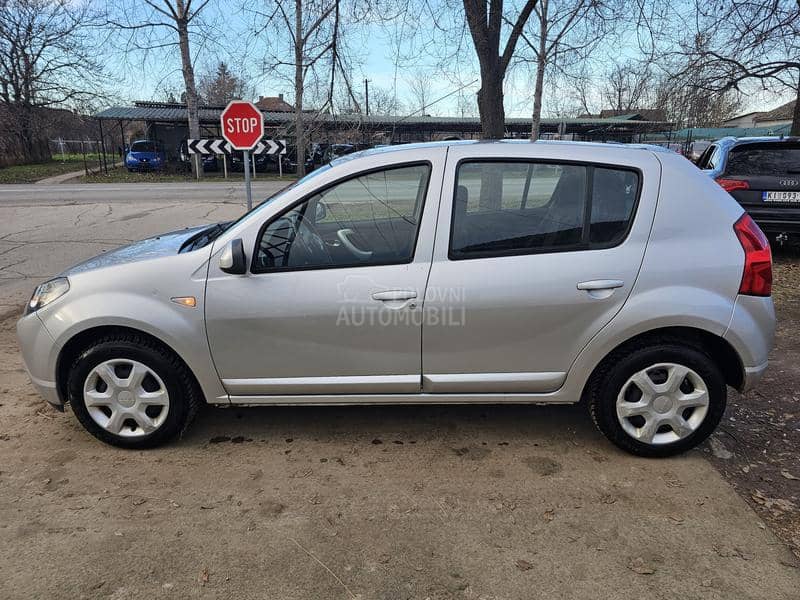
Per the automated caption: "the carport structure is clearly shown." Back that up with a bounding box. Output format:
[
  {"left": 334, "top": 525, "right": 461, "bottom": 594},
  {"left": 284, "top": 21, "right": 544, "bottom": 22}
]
[{"left": 94, "top": 101, "right": 674, "bottom": 162}]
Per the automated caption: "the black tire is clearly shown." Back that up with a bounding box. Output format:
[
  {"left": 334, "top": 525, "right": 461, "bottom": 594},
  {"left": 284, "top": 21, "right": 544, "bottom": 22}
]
[
  {"left": 588, "top": 339, "right": 726, "bottom": 458},
  {"left": 66, "top": 333, "right": 201, "bottom": 449}
]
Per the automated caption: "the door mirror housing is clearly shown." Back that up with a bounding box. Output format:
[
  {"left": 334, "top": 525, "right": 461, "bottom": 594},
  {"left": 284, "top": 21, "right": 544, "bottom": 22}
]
[
  {"left": 219, "top": 239, "right": 247, "bottom": 274},
  {"left": 315, "top": 201, "right": 327, "bottom": 221}
]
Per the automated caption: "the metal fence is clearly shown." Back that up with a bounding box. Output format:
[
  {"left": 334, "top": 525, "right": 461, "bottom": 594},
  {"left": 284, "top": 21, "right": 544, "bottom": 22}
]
[{"left": 48, "top": 138, "right": 111, "bottom": 175}]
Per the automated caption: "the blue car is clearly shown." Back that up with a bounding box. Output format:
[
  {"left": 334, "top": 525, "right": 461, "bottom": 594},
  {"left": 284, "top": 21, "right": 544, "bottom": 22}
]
[{"left": 126, "top": 140, "right": 166, "bottom": 172}]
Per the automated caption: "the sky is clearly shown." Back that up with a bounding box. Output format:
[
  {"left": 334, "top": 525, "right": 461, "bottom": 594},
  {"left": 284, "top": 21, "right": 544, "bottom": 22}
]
[
  {"left": 106, "top": 0, "right": 482, "bottom": 116},
  {"left": 101, "top": 0, "right": 792, "bottom": 120}
]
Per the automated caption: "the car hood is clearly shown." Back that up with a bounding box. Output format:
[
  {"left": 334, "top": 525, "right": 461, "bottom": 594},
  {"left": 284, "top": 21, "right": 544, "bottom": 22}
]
[
  {"left": 61, "top": 224, "right": 210, "bottom": 276},
  {"left": 129, "top": 152, "right": 160, "bottom": 159}
]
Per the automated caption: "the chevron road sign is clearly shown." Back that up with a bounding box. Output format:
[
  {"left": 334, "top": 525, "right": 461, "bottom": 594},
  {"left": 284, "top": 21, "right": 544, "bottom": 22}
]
[
  {"left": 187, "top": 138, "right": 231, "bottom": 154},
  {"left": 254, "top": 139, "right": 287, "bottom": 155},
  {"left": 187, "top": 138, "right": 287, "bottom": 155}
]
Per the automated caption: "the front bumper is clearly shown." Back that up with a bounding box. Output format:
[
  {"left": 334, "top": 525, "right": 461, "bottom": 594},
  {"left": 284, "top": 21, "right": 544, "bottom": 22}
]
[
  {"left": 127, "top": 161, "right": 163, "bottom": 171},
  {"left": 16, "top": 312, "right": 61, "bottom": 407}
]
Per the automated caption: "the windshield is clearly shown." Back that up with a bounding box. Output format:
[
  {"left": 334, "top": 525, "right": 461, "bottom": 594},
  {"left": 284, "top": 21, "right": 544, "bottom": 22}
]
[
  {"left": 180, "top": 164, "right": 333, "bottom": 252},
  {"left": 131, "top": 141, "right": 158, "bottom": 153}
]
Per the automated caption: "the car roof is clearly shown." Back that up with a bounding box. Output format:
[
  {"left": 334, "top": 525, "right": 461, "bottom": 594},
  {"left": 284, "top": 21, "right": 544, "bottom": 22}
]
[
  {"left": 331, "top": 139, "right": 672, "bottom": 166},
  {"left": 713, "top": 136, "right": 800, "bottom": 149}
]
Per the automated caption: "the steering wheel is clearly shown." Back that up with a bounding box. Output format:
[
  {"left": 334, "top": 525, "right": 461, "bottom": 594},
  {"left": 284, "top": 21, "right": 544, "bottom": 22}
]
[
  {"left": 294, "top": 215, "right": 332, "bottom": 265},
  {"left": 336, "top": 228, "right": 373, "bottom": 261},
  {"left": 258, "top": 215, "right": 331, "bottom": 268}
]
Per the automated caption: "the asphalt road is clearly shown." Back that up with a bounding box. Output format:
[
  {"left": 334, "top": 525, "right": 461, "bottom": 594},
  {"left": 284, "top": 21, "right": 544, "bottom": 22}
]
[
  {"left": 0, "top": 183, "right": 286, "bottom": 312},
  {"left": 1, "top": 183, "right": 798, "bottom": 599},
  {"left": 0, "top": 181, "right": 289, "bottom": 206}
]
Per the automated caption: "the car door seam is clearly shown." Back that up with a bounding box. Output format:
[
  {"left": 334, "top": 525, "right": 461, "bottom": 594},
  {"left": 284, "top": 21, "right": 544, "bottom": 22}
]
[{"left": 420, "top": 146, "right": 450, "bottom": 388}]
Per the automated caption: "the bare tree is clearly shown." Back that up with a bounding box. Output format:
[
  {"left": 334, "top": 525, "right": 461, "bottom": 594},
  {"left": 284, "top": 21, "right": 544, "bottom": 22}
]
[
  {"left": 653, "top": 59, "right": 741, "bottom": 128},
  {"left": 406, "top": 69, "right": 433, "bottom": 115},
  {"left": 0, "top": 0, "right": 104, "bottom": 163},
  {"left": 365, "top": 85, "right": 404, "bottom": 116},
  {"left": 517, "top": 0, "right": 617, "bottom": 139},
  {"left": 105, "top": 0, "right": 214, "bottom": 177},
  {"left": 249, "top": 0, "right": 358, "bottom": 176},
  {"left": 463, "top": 0, "right": 539, "bottom": 138},
  {"left": 602, "top": 59, "right": 654, "bottom": 112},
  {"left": 198, "top": 62, "right": 252, "bottom": 105},
  {"left": 683, "top": 0, "right": 800, "bottom": 135}
]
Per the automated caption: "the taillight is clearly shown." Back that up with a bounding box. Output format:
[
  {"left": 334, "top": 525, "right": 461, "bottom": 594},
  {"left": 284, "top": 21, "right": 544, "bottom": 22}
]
[
  {"left": 733, "top": 213, "right": 772, "bottom": 296},
  {"left": 716, "top": 178, "right": 750, "bottom": 193}
]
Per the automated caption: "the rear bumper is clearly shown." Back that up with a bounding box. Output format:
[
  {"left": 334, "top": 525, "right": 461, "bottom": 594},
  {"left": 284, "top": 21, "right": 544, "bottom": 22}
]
[
  {"left": 744, "top": 207, "right": 800, "bottom": 235},
  {"left": 741, "top": 361, "right": 769, "bottom": 391},
  {"left": 722, "top": 294, "right": 776, "bottom": 392}
]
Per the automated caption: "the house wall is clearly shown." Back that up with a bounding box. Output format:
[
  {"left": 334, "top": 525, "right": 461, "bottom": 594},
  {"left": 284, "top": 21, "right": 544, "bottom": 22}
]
[
  {"left": 723, "top": 114, "right": 760, "bottom": 128},
  {"left": 754, "top": 119, "right": 792, "bottom": 130}
]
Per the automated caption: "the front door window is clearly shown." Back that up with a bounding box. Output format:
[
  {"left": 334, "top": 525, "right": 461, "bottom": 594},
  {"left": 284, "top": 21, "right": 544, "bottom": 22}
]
[{"left": 253, "top": 164, "right": 431, "bottom": 272}]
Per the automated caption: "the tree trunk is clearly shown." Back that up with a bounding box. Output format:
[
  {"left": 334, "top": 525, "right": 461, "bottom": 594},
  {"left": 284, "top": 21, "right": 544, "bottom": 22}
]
[
  {"left": 530, "top": 0, "right": 548, "bottom": 141},
  {"left": 176, "top": 1, "right": 202, "bottom": 178},
  {"left": 477, "top": 67, "right": 504, "bottom": 210},
  {"left": 294, "top": 0, "right": 306, "bottom": 178},
  {"left": 791, "top": 79, "right": 800, "bottom": 137},
  {"left": 476, "top": 66, "right": 505, "bottom": 139},
  {"left": 530, "top": 53, "right": 546, "bottom": 141}
]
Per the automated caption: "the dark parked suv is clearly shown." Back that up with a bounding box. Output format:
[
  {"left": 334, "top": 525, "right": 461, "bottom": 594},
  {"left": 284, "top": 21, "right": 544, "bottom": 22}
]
[{"left": 697, "top": 136, "right": 800, "bottom": 241}]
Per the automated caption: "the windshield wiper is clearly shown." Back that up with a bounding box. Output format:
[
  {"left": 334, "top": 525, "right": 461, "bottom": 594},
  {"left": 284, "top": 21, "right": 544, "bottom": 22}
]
[{"left": 179, "top": 222, "right": 231, "bottom": 253}]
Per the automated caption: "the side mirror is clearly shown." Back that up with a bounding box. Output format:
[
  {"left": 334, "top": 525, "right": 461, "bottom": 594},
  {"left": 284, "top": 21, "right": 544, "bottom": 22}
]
[
  {"left": 219, "top": 239, "right": 247, "bottom": 275},
  {"left": 315, "top": 201, "right": 327, "bottom": 221}
]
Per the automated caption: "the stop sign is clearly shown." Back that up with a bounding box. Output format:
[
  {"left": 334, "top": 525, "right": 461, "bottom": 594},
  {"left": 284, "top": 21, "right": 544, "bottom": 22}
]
[{"left": 220, "top": 100, "right": 264, "bottom": 150}]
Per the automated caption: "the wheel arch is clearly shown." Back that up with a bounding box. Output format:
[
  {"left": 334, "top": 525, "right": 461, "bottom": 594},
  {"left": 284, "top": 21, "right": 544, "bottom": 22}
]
[
  {"left": 55, "top": 325, "right": 206, "bottom": 405},
  {"left": 581, "top": 326, "right": 744, "bottom": 402}
]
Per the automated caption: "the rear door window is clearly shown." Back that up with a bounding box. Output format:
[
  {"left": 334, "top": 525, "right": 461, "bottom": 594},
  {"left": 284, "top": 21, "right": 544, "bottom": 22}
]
[
  {"left": 450, "top": 161, "right": 639, "bottom": 258},
  {"left": 724, "top": 143, "right": 800, "bottom": 176},
  {"left": 590, "top": 168, "right": 639, "bottom": 244}
]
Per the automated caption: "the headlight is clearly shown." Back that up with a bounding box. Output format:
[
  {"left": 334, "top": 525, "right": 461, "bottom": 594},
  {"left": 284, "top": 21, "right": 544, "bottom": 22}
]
[{"left": 26, "top": 278, "right": 69, "bottom": 315}]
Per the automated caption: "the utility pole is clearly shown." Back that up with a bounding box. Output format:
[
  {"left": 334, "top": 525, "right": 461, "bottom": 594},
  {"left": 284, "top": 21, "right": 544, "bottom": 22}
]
[{"left": 364, "top": 78, "right": 370, "bottom": 116}]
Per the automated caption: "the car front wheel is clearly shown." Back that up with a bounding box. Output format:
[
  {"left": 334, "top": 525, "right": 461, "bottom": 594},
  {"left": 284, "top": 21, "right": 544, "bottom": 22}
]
[
  {"left": 588, "top": 341, "right": 726, "bottom": 458},
  {"left": 67, "top": 333, "right": 200, "bottom": 448}
]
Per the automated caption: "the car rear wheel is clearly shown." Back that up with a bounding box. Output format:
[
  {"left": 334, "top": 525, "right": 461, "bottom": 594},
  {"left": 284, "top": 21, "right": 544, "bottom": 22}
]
[
  {"left": 588, "top": 341, "right": 726, "bottom": 457},
  {"left": 67, "top": 333, "right": 200, "bottom": 448}
]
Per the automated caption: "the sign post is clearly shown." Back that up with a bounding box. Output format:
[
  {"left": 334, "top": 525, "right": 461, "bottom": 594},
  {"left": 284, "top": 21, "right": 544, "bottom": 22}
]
[
  {"left": 220, "top": 100, "right": 264, "bottom": 211},
  {"left": 243, "top": 150, "right": 252, "bottom": 210}
]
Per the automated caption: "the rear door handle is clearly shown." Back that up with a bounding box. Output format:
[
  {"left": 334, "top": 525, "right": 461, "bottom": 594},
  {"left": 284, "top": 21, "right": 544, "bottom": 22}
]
[
  {"left": 577, "top": 279, "right": 624, "bottom": 291},
  {"left": 372, "top": 290, "right": 417, "bottom": 301}
]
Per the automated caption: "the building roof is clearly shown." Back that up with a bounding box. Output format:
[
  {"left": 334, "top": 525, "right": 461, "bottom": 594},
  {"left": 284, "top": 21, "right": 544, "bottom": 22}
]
[
  {"left": 754, "top": 100, "right": 795, "bottom": 123},
  {"left": 597, "top": 108, "right": 668, "bottom": 122},
  {"left": 254, "top": 95, "right": 294, "bottom": 112},
  {"left": 95, "top": 102, "right": 672, "bottom": 129}
]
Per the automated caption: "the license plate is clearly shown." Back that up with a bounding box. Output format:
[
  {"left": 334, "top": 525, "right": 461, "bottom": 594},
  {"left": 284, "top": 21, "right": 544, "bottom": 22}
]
[{"left": 763, "top": 191, "right": 800, "bottom": 202}]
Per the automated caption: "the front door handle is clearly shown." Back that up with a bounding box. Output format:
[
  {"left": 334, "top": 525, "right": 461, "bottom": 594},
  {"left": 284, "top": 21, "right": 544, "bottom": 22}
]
[
  {"left": 577, "top": 279, "right": 624, "bottom": 291},
  {"left": 372, "top": 290, "right": 417, "bottom": 302}
]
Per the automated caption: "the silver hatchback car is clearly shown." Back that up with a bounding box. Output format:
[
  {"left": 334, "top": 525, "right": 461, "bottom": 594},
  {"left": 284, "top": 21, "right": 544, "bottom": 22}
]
[{"left": 17, "top": 141, "right": 775, "bottom": 456}]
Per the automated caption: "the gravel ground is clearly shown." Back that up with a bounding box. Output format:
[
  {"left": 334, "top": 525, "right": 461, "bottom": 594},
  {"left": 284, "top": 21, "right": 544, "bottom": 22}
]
[{"left": 702, "top": 245, "right": 800, "bottom": 560}]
